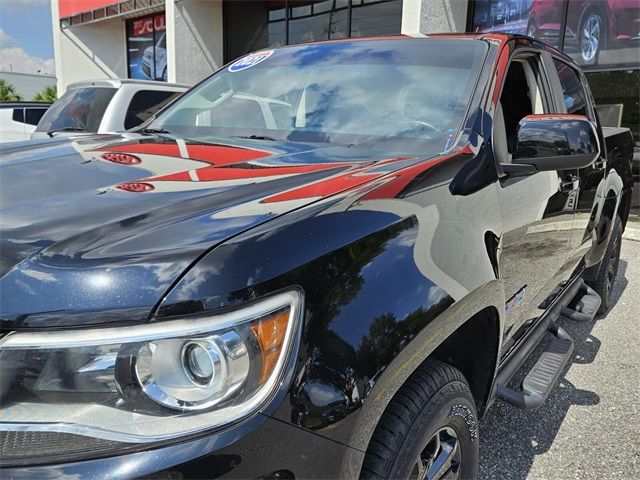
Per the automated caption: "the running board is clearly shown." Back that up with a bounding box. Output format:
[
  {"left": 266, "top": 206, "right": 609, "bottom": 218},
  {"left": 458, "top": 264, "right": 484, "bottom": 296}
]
[
  {"left": 560, "top": 279, "right": 601, "bottom": 322},
  {"left": 496, "top": 322, "right": 574, "bottom": 410}
]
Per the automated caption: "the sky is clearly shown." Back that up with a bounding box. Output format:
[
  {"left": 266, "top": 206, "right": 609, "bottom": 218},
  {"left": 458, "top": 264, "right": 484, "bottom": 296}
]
[{"left": 0, "top": 0, "right": 55, "bottom": 76}]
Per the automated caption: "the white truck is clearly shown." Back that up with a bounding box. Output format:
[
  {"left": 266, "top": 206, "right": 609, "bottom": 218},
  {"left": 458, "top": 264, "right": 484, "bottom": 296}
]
[
  {"left": 0, "top": 102, "right": 50, "bottom": 143},
  {"left": 31, "top": 79, "right": 189, "bottom": 139}
]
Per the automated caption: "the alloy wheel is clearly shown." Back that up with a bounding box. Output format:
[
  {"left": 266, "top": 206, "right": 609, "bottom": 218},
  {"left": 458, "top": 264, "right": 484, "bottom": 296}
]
[
  {"left": 410, "top": 426, "right": 461, "bottom": 480},
  {"left": 581, "top": 14, "right": 602, "bottom": 62}
]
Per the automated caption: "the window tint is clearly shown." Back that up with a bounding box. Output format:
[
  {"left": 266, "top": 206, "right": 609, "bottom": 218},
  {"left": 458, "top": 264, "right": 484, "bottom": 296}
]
[
  {"left": 125, "top": 90, "right": 180, "bottom": 129},
  {"left": 24, "top": 108, "right": 48, "bottom": 126},
  {"left": 12, "top": 108, "right": 24, "bottom": 123},
  {"left": 553, "top": 59, "right": 588, "bottom": 117}
]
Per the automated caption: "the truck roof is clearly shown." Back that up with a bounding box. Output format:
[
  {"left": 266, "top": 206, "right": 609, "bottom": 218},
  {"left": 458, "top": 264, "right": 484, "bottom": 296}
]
[
  {"left": 271, "top": 32, "right": 576, "bottom": 66},
  {"left": 0, "top": 101, "right": 52, "bottom": 108},
  {"left": 66, "top": 78, "right": 191, "bottom": 90}
]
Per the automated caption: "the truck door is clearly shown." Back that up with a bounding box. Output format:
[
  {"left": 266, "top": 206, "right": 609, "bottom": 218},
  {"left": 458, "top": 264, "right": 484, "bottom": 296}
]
[
  {"left": 548, "top": 57, "right": 607, "bottom": 272},
  {"left": 493, "top": 51, "right": 578, "bottom": 357}
]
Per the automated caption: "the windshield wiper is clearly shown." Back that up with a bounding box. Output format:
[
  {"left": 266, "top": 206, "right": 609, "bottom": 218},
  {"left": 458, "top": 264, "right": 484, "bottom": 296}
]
[
  {"left": 231, "top": 135, "right": 278, "bottom": 141},
  {"left": 139, "top": 127, "right": 172, "bottom": 135},
  {"left": 47, "top": 126, "right": 86, "bottom": 137}
]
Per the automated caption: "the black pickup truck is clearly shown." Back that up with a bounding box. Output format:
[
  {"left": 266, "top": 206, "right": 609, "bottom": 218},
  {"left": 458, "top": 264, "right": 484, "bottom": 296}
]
[{"left": 0, "top": 34, "right": 634, "bottom": 479}]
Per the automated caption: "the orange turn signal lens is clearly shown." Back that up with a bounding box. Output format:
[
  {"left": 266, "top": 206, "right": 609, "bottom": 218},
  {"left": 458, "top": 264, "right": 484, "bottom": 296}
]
[{"left": 251, "top": 308, "right": 290, "bottom": 384}]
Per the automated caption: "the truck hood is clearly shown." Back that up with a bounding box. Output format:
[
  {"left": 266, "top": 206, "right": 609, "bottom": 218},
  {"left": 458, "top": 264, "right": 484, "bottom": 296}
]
[{"left": 0, "top": 134, "right": 417, "bottom": 328}]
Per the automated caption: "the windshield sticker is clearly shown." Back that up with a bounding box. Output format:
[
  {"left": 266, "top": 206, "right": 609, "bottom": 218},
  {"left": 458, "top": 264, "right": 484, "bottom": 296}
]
[{"left": 228, "top": 50, "right": 274, "bottom": 72}]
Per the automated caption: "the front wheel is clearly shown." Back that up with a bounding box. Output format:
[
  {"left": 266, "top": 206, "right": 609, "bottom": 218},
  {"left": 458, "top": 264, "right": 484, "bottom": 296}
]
[{"left": 360, "top": 359, "right": 479, "bottom": 480}]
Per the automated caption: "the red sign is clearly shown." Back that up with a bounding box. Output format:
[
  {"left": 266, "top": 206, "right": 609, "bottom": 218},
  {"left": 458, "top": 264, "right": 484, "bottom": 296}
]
[
  {"left": 58, "top": 0, "right": 119, "bottom": 18},
  {"left": 131, "top": 13, "right": 166, "bottom": 37}
]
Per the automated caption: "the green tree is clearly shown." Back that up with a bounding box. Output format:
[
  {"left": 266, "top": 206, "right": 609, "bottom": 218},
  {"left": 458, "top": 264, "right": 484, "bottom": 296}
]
[
  {"left": 33, "top": 85, "right": 57, "bottom": 103},
  {"left": 0, "top": 79, "right": 22, "bottom": 101}
]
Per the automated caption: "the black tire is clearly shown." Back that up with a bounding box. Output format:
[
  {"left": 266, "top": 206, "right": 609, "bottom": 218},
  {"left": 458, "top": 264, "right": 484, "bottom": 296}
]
[
  {"left": 578, "top": 9, "right": 606, "bottom": 65},
  {"left": 360, "top": 359, "right": 479, "bottom": 480},
  {"left": 585, "top": 215, "right": 623, "bottom": 314}
]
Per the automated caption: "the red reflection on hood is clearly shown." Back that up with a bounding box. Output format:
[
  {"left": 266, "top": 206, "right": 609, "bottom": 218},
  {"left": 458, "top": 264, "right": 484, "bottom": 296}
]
[
  {"left": 361, "top": 149, "right": 463, "bottom": 201},
  {"left": 262, "top": 157, "right": 410, "bottom": 203},
  {"left": 101, "top": 153, "right": 142, "bottom": 165},
  {"left": 96, "top": 141, "right": 271, "bottom": 166},
  {"left": 98, "top": 143, "right": 181, "bottom": 157},
  {"left": 117, "top": 182, "right": 155, "bottom": 192},
  {"left": 149, "top": 162, "right": 354, "bottom": 182}
]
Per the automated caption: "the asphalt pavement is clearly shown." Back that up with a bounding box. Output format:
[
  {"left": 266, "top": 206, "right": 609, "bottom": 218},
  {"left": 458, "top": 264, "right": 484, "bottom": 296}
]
[{"left": 479, "top": 236, "right": 640, "bottom": 479}]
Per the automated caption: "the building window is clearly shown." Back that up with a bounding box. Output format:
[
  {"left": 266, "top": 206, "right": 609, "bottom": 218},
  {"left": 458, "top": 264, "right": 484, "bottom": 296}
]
[
  {"left": 223, "top": 0, "right": 402, "bottom": 63},
  {"left": 127, "top": 12, "right": 167, "bottom": 82},
  {"left": 350, "top": 0, "right": 402, "bottom": 38}
]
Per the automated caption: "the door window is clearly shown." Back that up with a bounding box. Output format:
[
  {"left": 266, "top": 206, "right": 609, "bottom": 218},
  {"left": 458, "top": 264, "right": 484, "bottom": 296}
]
[
  {"left": 552, "top": 59, "right": 590, "bottom": 118},
  {"left": 495, "top": 55, "right": 549, "bottom": 163}
]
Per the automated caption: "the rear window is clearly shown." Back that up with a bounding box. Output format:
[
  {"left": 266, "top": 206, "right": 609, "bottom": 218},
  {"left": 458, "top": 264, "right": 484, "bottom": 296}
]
[
  {"left": 35, "top": 87, "right": 117, "bottom": 133},
  {"left": 124, "top": 90, "right": 180, "bottom": 130}
]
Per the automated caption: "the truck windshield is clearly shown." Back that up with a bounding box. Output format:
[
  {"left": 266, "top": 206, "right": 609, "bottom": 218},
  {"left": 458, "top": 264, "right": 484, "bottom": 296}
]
[
  {"left": 152, "top": 39, "right": 487, "bottom": 154},
  {"left": 35, "top": 87, "right": 117, "bottom": 134}
]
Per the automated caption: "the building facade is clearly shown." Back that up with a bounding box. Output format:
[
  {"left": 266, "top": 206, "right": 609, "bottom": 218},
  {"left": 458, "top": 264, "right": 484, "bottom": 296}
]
[
  {"left": 51, "top": 0, "right": 471, "bottom": 91},
  {"left": 0, "top": 72, "right": 56, "bottom": 100}
]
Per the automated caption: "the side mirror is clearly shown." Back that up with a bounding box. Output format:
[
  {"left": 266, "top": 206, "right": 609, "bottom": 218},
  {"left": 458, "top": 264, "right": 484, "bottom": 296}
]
[{"left": 512, "top": 114, "right": 599, "bottom": 171}]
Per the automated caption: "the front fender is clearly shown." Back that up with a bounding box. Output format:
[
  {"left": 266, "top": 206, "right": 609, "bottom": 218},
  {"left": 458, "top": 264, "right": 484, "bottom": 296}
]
[{"left": 156, "top": 152, "right": 504, "bottom": 455}]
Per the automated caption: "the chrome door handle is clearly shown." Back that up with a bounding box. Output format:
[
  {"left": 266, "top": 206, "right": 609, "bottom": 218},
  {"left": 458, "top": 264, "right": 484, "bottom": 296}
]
[{"left": 592, "top": 158, "right": 607, "bottom": 169}]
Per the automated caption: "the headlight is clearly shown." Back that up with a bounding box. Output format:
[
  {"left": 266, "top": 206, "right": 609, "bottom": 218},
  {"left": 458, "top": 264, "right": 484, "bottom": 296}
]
[{"left": 0, "top": 290, "right": 302, "bottom": 466}]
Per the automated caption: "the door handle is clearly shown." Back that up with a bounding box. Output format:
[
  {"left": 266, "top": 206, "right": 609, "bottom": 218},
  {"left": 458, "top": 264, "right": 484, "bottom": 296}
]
[
  {"left": 592, "top": 158, "right": 607, "bottom": 169},
  {"left": 560, "top": 174, "right": 580, "bottom": 193}
]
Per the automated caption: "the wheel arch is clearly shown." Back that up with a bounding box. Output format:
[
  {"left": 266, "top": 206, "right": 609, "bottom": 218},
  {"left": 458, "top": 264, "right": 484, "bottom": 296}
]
[
  {"left": 349, "top": 281, "right": 504, "bottom": 452},
  {"left": 430, "top": 305, "right": 501, "bottom": 417}
]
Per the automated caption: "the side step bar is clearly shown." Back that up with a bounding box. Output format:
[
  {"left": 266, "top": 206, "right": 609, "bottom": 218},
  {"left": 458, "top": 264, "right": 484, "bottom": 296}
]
[
  {"left": 560, "top": 280, "right": 601, "bottom": 322},
  {"left": 495, "top": 278, "right": 600, "bottom": 411},
  {"left": 496, "top": 321, "right": 573, "bottom": 410}
]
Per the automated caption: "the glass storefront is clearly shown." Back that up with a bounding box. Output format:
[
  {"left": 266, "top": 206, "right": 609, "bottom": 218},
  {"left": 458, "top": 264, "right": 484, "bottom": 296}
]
[
  {"left": 127, "top": 12, "right": 167, "bottom": 82},
  {"left": 223, "top": 0, "right": 402, "bottom": 63},
  {"left": 469, "top": 0, "right": 640, "bottom": 70}
]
